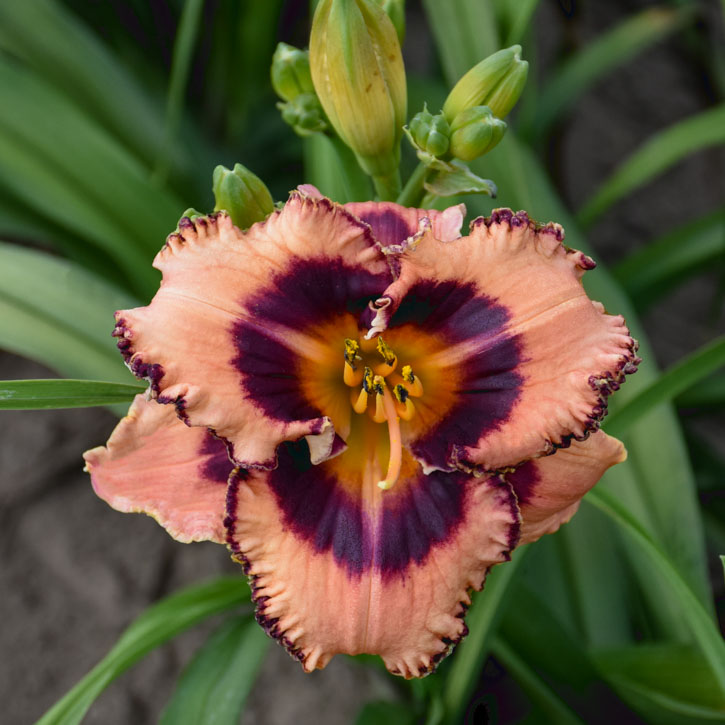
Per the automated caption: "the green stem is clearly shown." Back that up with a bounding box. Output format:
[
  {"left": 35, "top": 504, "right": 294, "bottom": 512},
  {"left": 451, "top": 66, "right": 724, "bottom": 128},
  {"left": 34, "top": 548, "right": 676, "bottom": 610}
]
[
  {"left": 396, "top": 162, "right": 428, "bottom": 207},
  {"left": 372, "top": 169, "right": 402, "bottom": 201}
]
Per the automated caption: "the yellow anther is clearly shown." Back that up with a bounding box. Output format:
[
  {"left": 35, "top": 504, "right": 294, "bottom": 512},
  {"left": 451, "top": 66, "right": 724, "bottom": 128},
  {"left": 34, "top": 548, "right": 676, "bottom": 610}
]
[
  {"left": 344, "top": 361, "right": 364, "bottom": 387},
  {"left": 344, "top": 338, "right": 361, "bottom": 366},
  {"left": 372, "top": 375, "right": 386, "bottom": 395},
  {"left": 401, "top": 365, "right": 423, "bottom": 397},
  {"left": 352, "top": 388, "right": 369, "bottom": 414},
  {"left": 376, "top": 337, "right": 396, "bottom": 365},
  {"left": 393, "top": 384, "right": 416, "bottom": 421},
  {"left": 362, "top": 366, "right": 374, "bottom": 392}
]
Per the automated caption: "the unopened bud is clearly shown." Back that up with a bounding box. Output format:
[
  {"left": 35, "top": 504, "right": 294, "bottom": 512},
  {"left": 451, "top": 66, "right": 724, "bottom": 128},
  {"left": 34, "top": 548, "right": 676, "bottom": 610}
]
[
  {"left": 449, "top": 106, "right": 506, "bottom": 161},
  {"left": 443, "top": 45, "right": 528, "bottom": 122},
  {"left": 375, "top": 0, "right": 405, "bottom": 44},
  {"left": 278, "top": 94, "right": 328, "bottom": 136},
  {"left": 310, "top": 0, "right": 407, "bottom": 178},
  {"left": 271, "top": 43, "right": 315, "bottom": 102},
  {"left": 407, "top": 106, "right": 450, "bottom": 158},
  {"left": 212, "top": 163, "right": 275, "bottom": 230}
]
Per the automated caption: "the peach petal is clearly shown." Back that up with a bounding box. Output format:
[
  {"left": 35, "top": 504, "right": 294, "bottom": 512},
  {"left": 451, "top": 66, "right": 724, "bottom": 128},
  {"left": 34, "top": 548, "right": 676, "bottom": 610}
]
[
  {"left": 114, "top": 195, "right": 392, "bottom": 469},
  {"left": 83, "top": 395, "right": 233, "bottom": 543},
  {"left": 224, "top": 449, "right": 519, "bottom": 677},
  {"left": 373, "top": 208, "right": 639, "bottom": 471},
  {"left": 506, "top": 431, "right": 627, "bottom": 543}
]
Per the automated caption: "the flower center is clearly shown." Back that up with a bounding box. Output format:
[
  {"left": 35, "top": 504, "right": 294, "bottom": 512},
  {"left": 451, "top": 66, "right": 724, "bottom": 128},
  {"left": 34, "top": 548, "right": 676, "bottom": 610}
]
[{"left": 342, "top": 335, "right": 424, "bottom": 491}]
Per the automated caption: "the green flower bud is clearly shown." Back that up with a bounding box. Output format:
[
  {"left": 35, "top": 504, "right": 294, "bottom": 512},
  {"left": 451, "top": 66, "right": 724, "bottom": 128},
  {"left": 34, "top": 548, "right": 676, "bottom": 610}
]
[
  {"left": 449, "top": 106, "right": 506, "bottom": 161},
  {"left": 212, "top": 163, "right": 275, "bottom": 230},
  {"left": 407, "top": 106, "right": 450, "bottom": 158},
  {"left": 310, "top": 0, "right": 407, "bottom": 178},
  {"left": 443, "top": 45, "right": 528, "bottom": 122},
  {"left": 271, "top": 43, "right": 315, "bottom": 102},
  {"left": 278, "top": 94, "right": 328, "bottom": 136},
  {"left": 375, "top": 0, "right": 405, "bottom": 44}
]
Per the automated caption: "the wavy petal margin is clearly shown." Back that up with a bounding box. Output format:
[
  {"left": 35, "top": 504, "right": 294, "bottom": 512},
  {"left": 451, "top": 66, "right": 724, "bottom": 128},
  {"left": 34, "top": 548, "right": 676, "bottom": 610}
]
[
  {"left": 113, "top": 196, "right": 392, "bottom": 469},
  {"left": 83, "top": 395, "right": 234, "bottom": 543},
  {"left": 371, "top": 208, "right": 639, "bottom": 472},
  {"left": 224, "top": 446, "right": 519, "bottom": 677},
  {"left": 505, "top": 431, "right": 626, "bottom": 543}
]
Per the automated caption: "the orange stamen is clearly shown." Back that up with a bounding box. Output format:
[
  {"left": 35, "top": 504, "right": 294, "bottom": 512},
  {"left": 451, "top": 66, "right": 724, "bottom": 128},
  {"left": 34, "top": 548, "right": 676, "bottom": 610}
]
[
  {"left": 352, "top": 388, "right": 369, "bottom": 414},
  {"left": 344, "top": 361, "right": 364, "bottom": 387},
  {"left": 378, "top": 388, "right": 402, "bottom": 490}
]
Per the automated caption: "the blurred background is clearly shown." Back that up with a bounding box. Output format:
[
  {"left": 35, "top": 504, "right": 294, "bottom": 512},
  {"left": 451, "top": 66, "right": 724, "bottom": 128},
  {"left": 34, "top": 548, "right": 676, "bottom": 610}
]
[{"left": 0, "top": 0, "right": 724, "bottom": 723}]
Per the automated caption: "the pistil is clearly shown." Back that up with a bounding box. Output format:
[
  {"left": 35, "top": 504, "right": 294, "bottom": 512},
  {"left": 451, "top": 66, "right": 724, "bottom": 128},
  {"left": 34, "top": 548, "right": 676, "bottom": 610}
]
[{"left": 378, "top": 388, "right": 402, "bottom": 491}]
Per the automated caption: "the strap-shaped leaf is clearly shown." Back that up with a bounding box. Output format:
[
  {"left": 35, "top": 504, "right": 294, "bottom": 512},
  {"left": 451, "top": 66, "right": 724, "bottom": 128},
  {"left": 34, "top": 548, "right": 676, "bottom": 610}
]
[
  {"left": 0, "top": 380, "right": 145, "bottom": 409},
  {"left": 578, "top": 104, "right": 725, "bottom": 228},
  {"left": 587, "top": 489, "right": 725, "bottom": 697},
  {"left": 595, "top": 644, "right": 725, "bottom": 723},
  {"left": 491, "top": 637, "right": 585, "bottom": 725},
  {"left": 530, "top": 6, "right": 690, "bottom": 140},
  {"left": 613, "top": 210, "right": 725, "bottom": 310},
  {"left": 36, "top": 577, "right": 250, "bottom": 725},
  {"left": 159, "top": 615, "right": 268, "bottom": 725}
]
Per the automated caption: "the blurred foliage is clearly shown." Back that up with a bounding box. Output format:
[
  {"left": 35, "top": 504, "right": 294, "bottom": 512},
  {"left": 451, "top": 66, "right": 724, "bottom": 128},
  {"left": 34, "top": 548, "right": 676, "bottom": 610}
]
[{"left": 0, "top": 1, "right": 723, "bottom": 724}]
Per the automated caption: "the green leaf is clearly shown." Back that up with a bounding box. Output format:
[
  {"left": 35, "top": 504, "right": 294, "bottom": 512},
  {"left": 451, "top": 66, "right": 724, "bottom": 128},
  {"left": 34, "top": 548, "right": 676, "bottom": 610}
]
[
  {"left": 578, "top": 104, "right": 725, "bottom": 228},
  {"left": 613, "top": 209, "right": 725, "bottom": 311},
  {"left": 676, "top": 372, "right": 725, "bottom": 410},
  {"left": 0, "top": 241, "right": 137, "bottom": 382},
  {"left": 0, "top": 380, "right": 145, "bottom": 409},
  {"left": 491, "top": 637, "right": 585, "bottom": 725},
  {"left": 355, "top": 701, "right": 419, "bottom": 725},
  {"left": 605, "top": 335, "right": 725, "bottom": 437},
  {"left": 586, "top": 489, "right": 725, "bottom": 697},
  {"left": 159, "top": 615, "right": 268, "bottom": 725},
  {"left": 529, "top": 7, "right": 690, "bottom": 141},
  {"left": 595, "top": 644, "right": 725, "bottom": 724},
  {"left": 36, "top": 577, "right": 250, "bottom": 725},
  {"left": 423, "top": 160, "right": 497, "bottom": 199},
  {"left": 441, "top": 546, "right": 529, "bottom": 725}
]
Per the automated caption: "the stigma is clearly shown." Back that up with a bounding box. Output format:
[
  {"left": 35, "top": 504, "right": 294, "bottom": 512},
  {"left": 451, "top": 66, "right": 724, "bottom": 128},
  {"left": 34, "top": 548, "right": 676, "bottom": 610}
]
[{"left": 342, "top": 335, "right": 424, "bottom": 491}]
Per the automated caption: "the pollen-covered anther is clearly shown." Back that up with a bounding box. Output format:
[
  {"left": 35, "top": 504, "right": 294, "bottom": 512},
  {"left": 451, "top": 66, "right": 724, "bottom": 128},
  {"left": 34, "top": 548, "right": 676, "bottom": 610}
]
[
  {"left": 401, "top": 364, "right": 423, "bottom": 397},
  {"left": 374, "top": 336, "right": 398, "bottom": 376},
  {"left": 343, "top": 338, "right": 364, "bottom": 386},
  {"left": 393, "top": 384, "right": 416, "bottom": 421}
]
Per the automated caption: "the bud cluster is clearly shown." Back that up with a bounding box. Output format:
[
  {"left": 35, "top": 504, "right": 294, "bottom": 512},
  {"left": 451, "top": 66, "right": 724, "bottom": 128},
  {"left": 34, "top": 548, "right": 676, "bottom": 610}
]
[
  {"left": 405, "top": 45, "right": 527, "bottom": 166},
  {"left": 271, "top": 43, "right": 327, "bottom": 136}
]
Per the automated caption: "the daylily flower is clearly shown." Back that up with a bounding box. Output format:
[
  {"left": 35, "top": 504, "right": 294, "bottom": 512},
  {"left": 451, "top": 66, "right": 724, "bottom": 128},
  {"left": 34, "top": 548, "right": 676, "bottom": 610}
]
[{"left": 83, "top": 191, "right": 638, "bottom": 678}]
